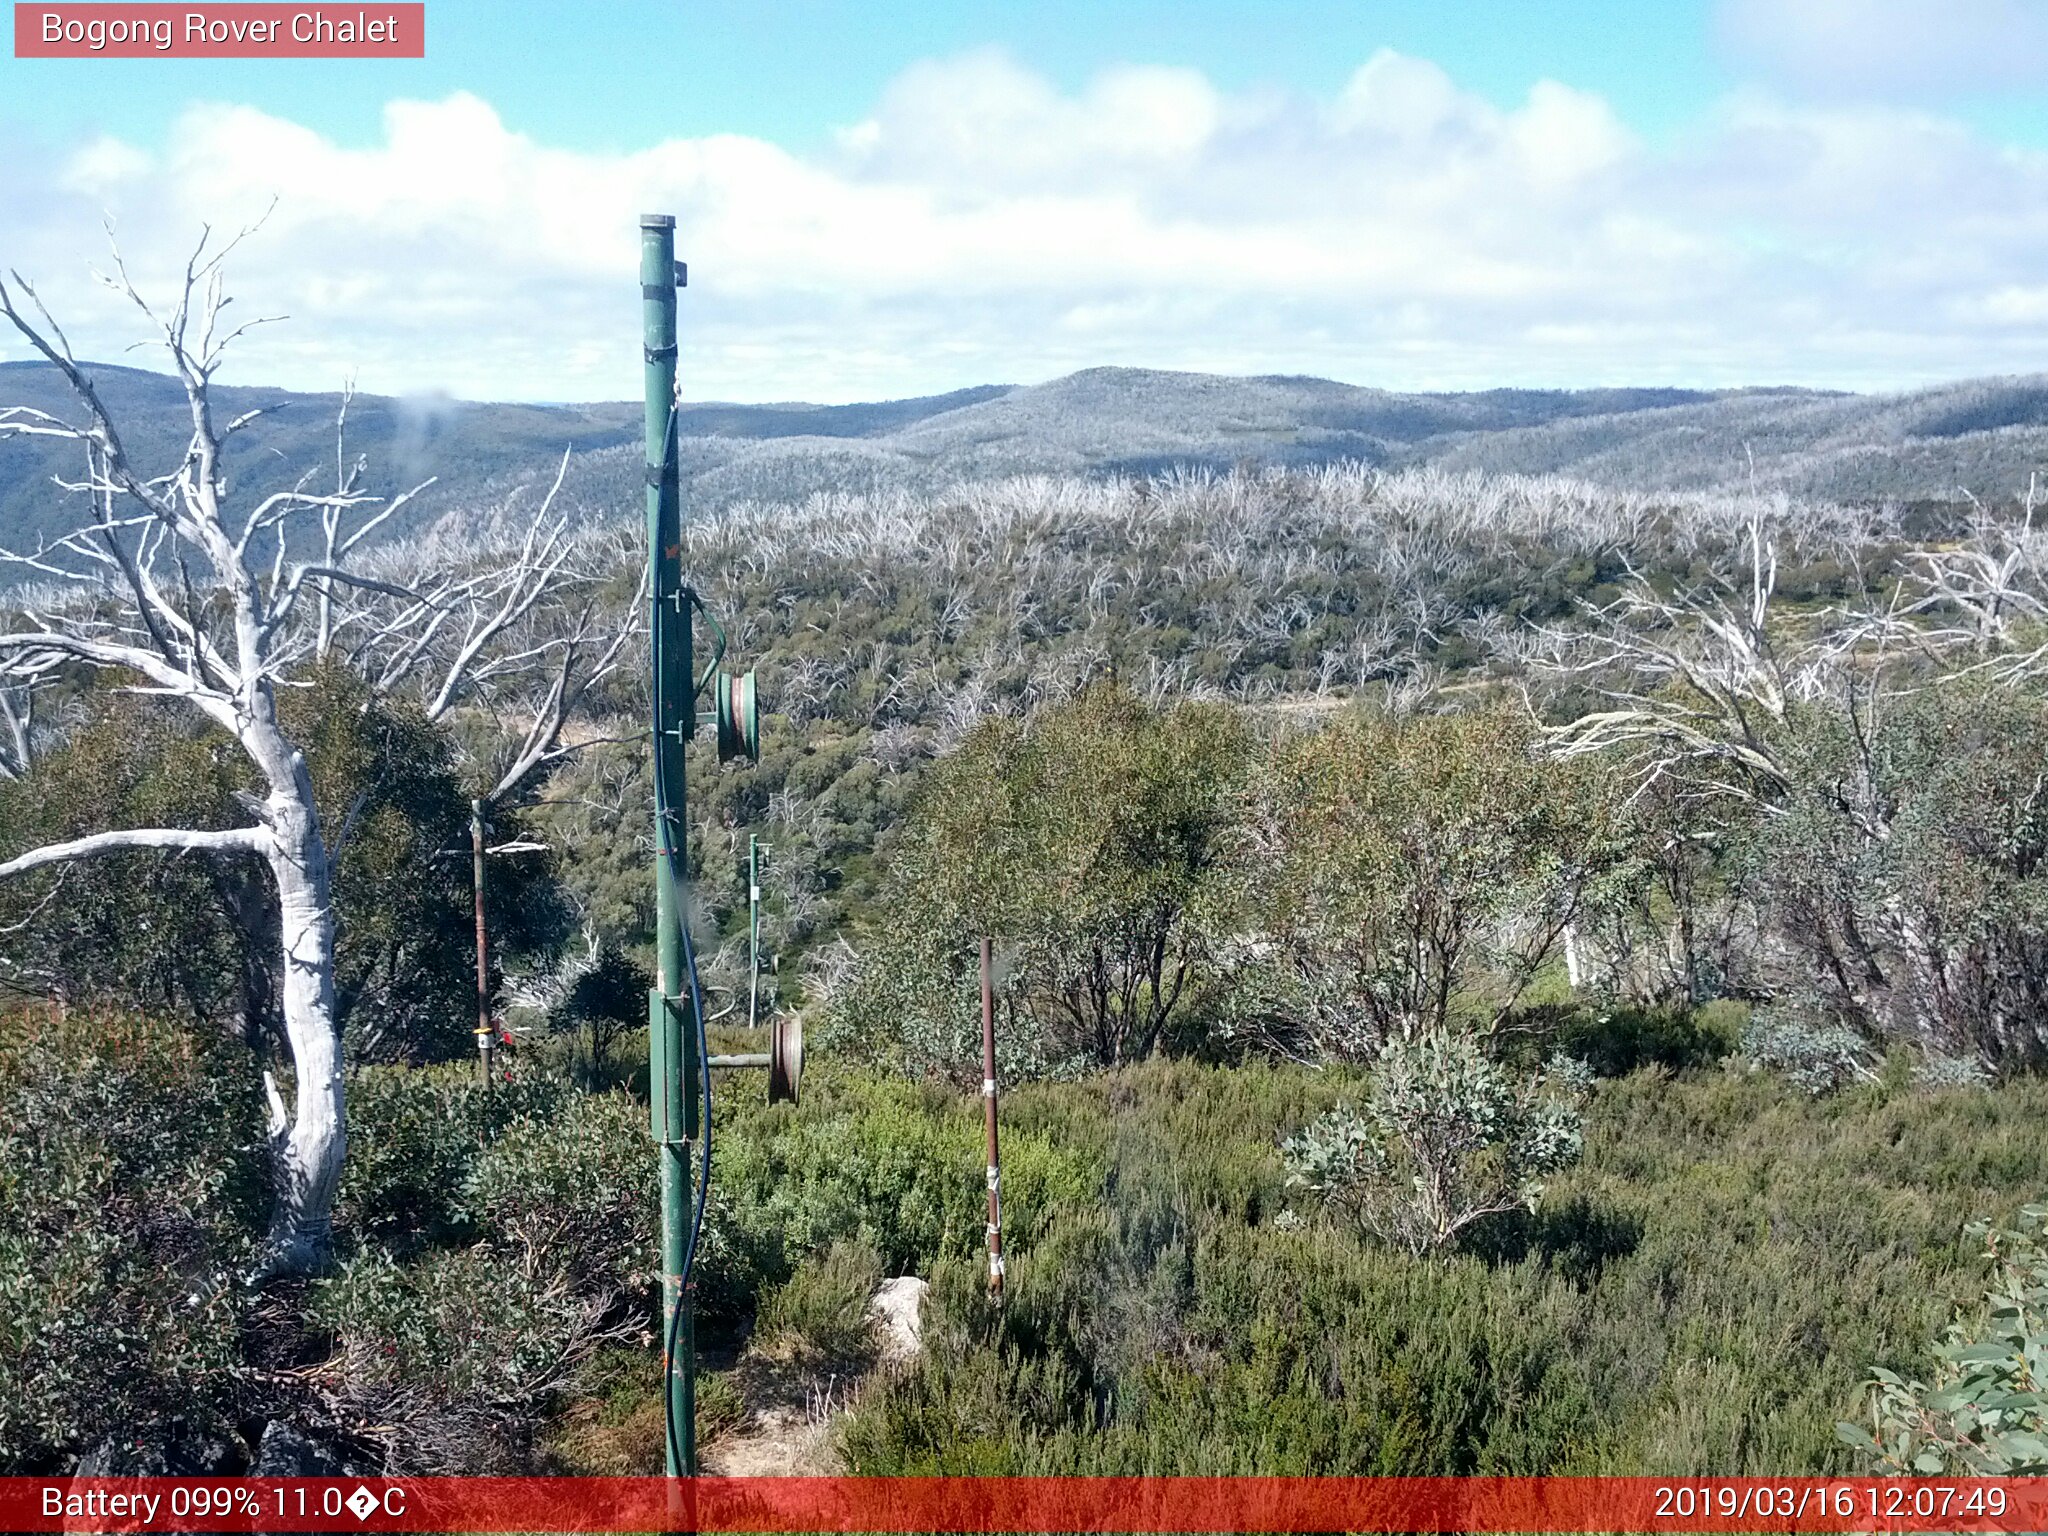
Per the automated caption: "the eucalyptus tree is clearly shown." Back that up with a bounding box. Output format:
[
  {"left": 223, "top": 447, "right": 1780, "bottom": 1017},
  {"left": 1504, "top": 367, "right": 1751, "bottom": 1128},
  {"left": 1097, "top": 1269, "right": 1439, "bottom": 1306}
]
[
  {"left": 1225, "top": 706, "right": 1631, "bottom": 1063},
  {"left": 1533, "top": 494, "right": 2048, "bottom": 1065},
  {"left": 836, "top": 681, "right": 1249, "bottom": 1078},
  {"left": 0, "top": 234, "right": 630, "bottom": 1275}
]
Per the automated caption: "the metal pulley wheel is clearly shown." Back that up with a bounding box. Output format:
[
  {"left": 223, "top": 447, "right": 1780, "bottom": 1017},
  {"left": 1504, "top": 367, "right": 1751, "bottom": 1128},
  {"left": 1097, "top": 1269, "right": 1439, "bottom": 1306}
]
[
  {"left": 714, "top": 669, "right": 759, "bottom": 764},
  {"left": 768, "top": 1012, "right": 803, "bottom": 1105}
]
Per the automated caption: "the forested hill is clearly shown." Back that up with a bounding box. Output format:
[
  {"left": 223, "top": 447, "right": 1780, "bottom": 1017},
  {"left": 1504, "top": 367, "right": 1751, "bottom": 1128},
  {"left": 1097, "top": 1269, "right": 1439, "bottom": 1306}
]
[
  {"left": 7, "top": 360, "right": 2048, "bottom": 569},
  {"left": 0, "top": 360, "right": 1000, "bottom": 564}
]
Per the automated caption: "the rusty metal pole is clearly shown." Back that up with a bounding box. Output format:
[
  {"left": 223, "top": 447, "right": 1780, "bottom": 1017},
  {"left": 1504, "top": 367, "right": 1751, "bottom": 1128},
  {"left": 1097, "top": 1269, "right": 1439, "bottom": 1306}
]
[
  {"left": 748, "top": 835, "right": 761, "bottom": 1031},
  {"left": 981, "top": 937, "right": 1004, "bottom": 1299},
  {"left": 471, "top": 797, "right": 492, "bottom": 1086}
]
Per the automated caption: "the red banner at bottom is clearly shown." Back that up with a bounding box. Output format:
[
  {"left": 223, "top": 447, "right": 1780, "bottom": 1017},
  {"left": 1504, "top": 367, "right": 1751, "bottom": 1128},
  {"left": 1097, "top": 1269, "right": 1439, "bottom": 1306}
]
[{"left": 4, "top": 1476, "right": 2041, "bottom": 1533}]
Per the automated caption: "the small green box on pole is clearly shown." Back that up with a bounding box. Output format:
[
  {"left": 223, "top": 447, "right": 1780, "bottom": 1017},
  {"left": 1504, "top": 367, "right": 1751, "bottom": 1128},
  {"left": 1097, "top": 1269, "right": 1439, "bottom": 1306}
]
[{"left": 648, "top": 990, "right": 701, "bottom": 1145}]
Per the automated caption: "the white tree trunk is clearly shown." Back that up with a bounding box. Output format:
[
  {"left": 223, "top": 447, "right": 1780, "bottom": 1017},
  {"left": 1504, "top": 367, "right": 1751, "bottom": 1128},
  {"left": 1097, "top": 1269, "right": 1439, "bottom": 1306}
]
[
  {"left": 263, "top": 832, "right": 346, "bottom": 1275},
  {"left": 2, "top": 252, "right": 611, "bottom": 1281},
  {"left": 247, "top": 722, "right": 347, "bottom": 1278}
]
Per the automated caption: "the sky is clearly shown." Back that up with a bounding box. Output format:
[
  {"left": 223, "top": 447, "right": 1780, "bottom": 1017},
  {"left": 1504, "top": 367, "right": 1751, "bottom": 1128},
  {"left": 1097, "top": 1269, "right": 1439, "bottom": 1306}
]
[{"left": 4, "top": 0, "right": 2048, "bottom": 402}]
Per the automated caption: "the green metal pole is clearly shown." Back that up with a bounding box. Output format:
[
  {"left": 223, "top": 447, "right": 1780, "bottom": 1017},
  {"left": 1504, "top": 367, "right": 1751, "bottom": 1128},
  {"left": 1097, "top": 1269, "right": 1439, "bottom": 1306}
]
[{"left": 642, "top": 212, "right": 697, "bottom": 1480}]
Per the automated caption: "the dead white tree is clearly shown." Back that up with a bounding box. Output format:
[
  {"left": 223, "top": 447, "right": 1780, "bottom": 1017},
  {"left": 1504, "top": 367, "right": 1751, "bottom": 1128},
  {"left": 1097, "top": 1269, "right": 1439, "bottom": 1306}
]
[
  {"left": 0, "top": 232, "right": 628, "bottom": 1276},
  {"left": 336, "top": 479, "right": 645, "bottom": 810},
  {"left": 0, "top": 676, "right": 40, "bottom": 778},
  {"left": 1540, "top": 505, "right": 1826, "bottom": 804},
  {"left": 1522, "top": 489, "right": 2048, "bottom": 1047},
  {"left": 1897, "top": 478, "right": 2048, "bottom": 682}
]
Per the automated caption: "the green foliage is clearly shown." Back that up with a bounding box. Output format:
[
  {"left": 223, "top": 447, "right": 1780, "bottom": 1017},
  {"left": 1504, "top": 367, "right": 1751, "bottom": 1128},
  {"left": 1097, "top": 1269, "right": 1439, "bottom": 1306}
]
[
  {"left": 527, "top": 742, "right": 653, "bottom": 948},
  {"left": 1577, "top": 767, "right": 1758, "bottom": 1008},
  {"left": 1741, "top": 1008, "right": 1879, "bottom": 1096},
  {"left": 715, "top": 1067, "right": 1099, "bottom": 1281},
  {"left": 0, "top": 1006, "right": 263, "bottom": 1471},
  {"left": 310, "top": 1240, "right": 636, "bottom": 1473},
  {"left": 0, "top": 702, "right": 248, "bottom": 1020},
  {"left": 0, "top": 671, "right": 572, "bottom": 1062},
  {"left": 544, "top": 940, "right": 652, "bottom": 1076},
  {"left": 844, "top": 1056, "right": 2048, "bottom": 1475},
  {"left": 1840, "top": 1205, "right": 2048, "bottom": 1474},
  {"left": 1546, "top": 1002, "right": 1739, "bottom": 1078},
  {"left": 1282, "top": 1034, "right": 1589, "bottom": 1255},
  {"left": 532, "top": 720, "right": 920, "bottom": 993},
  {"left": 754, "top": 1239, "right": 885, "bottom": 1364},
  {"left": 286, "top": 668, "right": 571, "bottom": 1061},
  {"left": 313, "top": 1081, "right": 654, "bottom": 1472},
  {"left": 695, "top": 1369, "right": 747, "bottom": 1444},
  {"left": 836, "top": 683, "right": 1250, "bottom": 1078},
  {"left": 1222, "top": 708, "right": 1634, "bottom": 1061},
  {"left": 1753, "top": 687, "right": 2048, "bottom": 1070},
  {"left": 338, "top": 1064, "right": 571, "bottom": 1250},
  {"left": 460, "top": 1091, "right": 654, "bottom": 1290},
  {"left": 507, "top": 933, "right": 654, "bottom": 1085},
  {"left": 1916, "top": 1051, "right": 1995, "bottom": 1090}
]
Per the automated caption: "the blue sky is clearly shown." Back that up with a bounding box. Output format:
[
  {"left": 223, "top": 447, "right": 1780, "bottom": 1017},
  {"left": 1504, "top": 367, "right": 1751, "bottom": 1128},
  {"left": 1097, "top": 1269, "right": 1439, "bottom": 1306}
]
[
  {"left": 5, "top": 3, "right": 1732, "bottom": 151},
  {"left": 5, "top": 0, "right": 2048, "bottom": 400},
  {"left": 10, "top": 1, "right": 2048, "bottom": 153}
]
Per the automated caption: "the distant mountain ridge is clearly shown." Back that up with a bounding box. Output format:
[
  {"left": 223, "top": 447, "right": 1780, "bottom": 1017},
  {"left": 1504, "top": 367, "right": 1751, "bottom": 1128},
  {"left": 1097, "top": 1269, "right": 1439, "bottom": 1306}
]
[
  {"left": 0, "top": 362, "right": 1012, "bottom": 563},
  {"left": 5, "top": 362, "right": 2047, "bottom": 575}
]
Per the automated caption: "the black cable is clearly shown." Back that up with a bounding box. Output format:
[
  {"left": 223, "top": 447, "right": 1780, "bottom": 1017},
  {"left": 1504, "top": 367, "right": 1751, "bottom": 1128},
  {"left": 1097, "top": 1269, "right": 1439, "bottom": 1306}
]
[
  {"left": 681, "top": 892, "right": 715, "bottom": 1307},
  {"left": 654, "top": 691, "right": 715, "bottom": 1473},
  {"left": 652, "top": 363, "right": 718, "bottom": 1469},
  {"left": 661, "top": 902, "right": 713, "bottom": 1471}
]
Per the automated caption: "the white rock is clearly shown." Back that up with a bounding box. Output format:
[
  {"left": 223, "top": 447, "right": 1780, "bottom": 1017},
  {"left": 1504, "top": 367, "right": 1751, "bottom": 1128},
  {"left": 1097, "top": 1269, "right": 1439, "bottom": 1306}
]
[{"left": 868, "top": 1275, "right": 928, "bottom": 1361}]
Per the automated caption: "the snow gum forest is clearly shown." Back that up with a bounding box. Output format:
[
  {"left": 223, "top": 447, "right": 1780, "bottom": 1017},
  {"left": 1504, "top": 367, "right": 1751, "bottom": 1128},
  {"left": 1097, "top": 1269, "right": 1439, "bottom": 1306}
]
[{"left": 7, "top": 272, "right": 2048, "bottom": 1479}]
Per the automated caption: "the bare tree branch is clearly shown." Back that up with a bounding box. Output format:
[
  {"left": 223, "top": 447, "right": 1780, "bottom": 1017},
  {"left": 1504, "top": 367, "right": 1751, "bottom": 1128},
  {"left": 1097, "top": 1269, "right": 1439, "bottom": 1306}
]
[
  {"left": 0, "top": 231, "right": 631, "bottom": 1274},
  {"left": 0, "top": 823, "right": 268, "bottom": 878}
]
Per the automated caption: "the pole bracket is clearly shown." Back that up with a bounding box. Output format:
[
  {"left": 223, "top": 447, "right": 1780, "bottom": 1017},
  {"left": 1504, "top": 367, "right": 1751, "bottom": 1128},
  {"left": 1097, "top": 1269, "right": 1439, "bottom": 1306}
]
[{"left": 647, "top": 988, "right": 699, "bottom": 1142}]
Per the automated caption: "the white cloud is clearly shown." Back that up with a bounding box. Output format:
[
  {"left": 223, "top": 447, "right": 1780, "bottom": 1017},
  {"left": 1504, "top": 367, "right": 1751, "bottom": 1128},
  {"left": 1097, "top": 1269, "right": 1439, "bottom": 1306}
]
[
  {"left": 835, "top": 48, "right": 1223, "bottom": 190},
  {"left": 0, "top": 50, "right": 2045, "bottom": 401},
  {"left": 1716, "top": 0, "right": 2048, "bottom": 94},
  {"left": 62, "top": 136, "right": 154, "bottom": 195}
]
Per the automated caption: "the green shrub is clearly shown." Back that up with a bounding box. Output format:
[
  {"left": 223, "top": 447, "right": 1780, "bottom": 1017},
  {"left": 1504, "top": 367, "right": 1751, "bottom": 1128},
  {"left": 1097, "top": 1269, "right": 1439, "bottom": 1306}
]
[
  {"left": 696, "top": 1370, "right": 748, "bottom": 1443},
  {"left": 1751, "top": 688, "right": 2048, "bottom": 1071},
  {"left": 553, "top": 941, "right": 651, "bottom": 1074},
  {"left": 316, "top": 1078, "right": 670, "bottom": 1471},
  {"left": 0, "top": 1006, "right": 262, "bottom": 1471},
  {"left": 1840, "top": 1204, "right": 2048, "bottom": 1473},
  {"left": 1741, "top": 1008, "right": 1878, "bottom": 1096},
  {"left": 845, "top": 1058, "right": 2048, "bottom": 1475},
  {"left": 0, "top": 677, "right": 572, "bottom": 1062},
  {"left": 338, "top": 1065, "right": 570, "bottom": 1249},
  {"left": 1282, "top": 1034, "right": 1588, "bottom": 1255},
  {"left": 1915, "top": 1052, "right": 1994, "bottom": 1091},
  {"left": 720, "top": 1070, "right": 1027, "bottom": 1275},
  {"left": 460, "top": 1090, "right": 654, "bottom": 1289},
  {"left": 834, "top": 683, "right": 1249, "bottom": 1078},
  {"left": 1222, "top": 708, "right": 1634, "bottom": 1062},
  {"left": 0, "top": 707, "right": 246, "bottom": 1024},
  {"left": 311, "top": 1241, "right": 638, "bottom": 1473},
  {"left": 754, "top": 1239, "right": 884, "bottom": 1364},
  {"left": 1550, "top": 1004, "right": 1736, "bottom": 1078}
]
